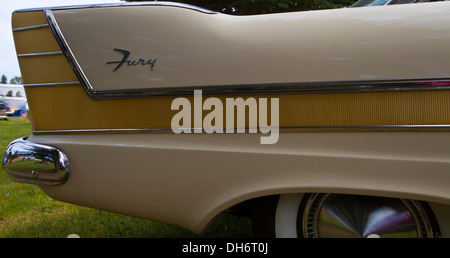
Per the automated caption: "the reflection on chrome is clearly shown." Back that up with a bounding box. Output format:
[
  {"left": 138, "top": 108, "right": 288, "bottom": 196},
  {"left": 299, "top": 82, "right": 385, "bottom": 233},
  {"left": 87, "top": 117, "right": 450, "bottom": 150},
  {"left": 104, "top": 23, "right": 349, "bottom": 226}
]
[
  {"left": 301, "top": 193, "right": 439, "bottom": 238},
  {"left": 2, "top": 138, "right": 70, "bottom": 185}
]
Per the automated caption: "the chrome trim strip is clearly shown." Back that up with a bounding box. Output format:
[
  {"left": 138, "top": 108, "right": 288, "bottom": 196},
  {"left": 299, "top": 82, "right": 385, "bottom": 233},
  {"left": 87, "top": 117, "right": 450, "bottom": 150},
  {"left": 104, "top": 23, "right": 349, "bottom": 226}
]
[
  {"left": 23, "top": 81, "right": 80, "bottom": 87},
  {"left": 85, "top": 78, "right": 450, "bottom": 99},
  {"left": 2, "top": 138, "right": 70, "bottom": 185},
  {"left": 32, "top": 125, "right": 450, "bottom": 135},
  {"left": 17, "top": 51, "right": 63, "bottom": 57},
  {"left": 34, "top": 128, "right": 174, "bottom": 134},
  {"left": 15, "top": 2, "right": 217, "bottom": 14},
  {"left": 12, "top": 24, "right": 49, "bottom": 31}
]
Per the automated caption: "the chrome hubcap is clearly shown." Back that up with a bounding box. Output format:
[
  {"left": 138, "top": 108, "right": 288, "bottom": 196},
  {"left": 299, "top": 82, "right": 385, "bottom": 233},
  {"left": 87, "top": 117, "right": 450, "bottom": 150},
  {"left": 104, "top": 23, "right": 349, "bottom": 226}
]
[{"left": 300, "top": 193, "right": 439, "bottom": 238}]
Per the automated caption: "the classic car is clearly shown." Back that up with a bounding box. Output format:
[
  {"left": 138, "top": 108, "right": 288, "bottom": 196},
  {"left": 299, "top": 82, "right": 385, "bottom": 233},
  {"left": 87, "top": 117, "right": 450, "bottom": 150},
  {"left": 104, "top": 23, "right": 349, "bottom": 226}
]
[
  {"left": 3, "top": 0, "right": 450, "bottom": 238},
  {"left": 0, "top": 95, "right": 8, "bottom": 120}
]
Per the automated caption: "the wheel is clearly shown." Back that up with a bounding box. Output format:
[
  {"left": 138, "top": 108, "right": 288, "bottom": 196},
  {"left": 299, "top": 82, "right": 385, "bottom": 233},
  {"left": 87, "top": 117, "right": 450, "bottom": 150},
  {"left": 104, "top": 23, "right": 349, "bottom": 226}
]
[{"left": 252, "top": 193, "right": 440, "bottom": 238}]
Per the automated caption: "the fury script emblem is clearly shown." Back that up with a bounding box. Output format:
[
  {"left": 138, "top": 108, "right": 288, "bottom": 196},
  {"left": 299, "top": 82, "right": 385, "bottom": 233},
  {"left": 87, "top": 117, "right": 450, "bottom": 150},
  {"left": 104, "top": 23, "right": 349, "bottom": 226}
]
[{"left": 106, "top": 48, "right": 157, "bottom": 72}]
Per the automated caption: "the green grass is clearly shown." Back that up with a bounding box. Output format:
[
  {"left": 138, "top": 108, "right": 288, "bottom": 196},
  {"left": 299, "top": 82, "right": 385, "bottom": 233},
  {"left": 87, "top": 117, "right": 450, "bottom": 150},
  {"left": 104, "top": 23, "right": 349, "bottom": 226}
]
[{"left": 0, "top": 117, "right": 252, "bottom": 238}]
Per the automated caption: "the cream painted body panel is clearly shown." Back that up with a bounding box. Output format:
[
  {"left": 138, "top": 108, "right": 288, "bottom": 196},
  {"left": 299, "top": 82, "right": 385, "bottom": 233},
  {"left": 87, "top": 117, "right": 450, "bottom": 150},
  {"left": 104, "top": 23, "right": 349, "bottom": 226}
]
[
  {"left": 52, "top": 2, "right": 450, "bottom": 92},
  {"left": 30, "top": 132, "right": 450, "bottom": 234}
]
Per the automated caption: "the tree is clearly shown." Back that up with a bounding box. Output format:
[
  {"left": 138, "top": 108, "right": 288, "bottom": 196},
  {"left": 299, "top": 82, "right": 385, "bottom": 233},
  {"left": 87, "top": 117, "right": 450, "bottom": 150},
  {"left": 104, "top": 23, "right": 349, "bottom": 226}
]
[
  {"left": 9, "top": 76, "right": 23, "bottom": 85},
  {"left": 125, "top": 0, "right": 356, "bottom": 14},
  {"left": 1, "top": 75, "right": 7, "bottom": 84}
]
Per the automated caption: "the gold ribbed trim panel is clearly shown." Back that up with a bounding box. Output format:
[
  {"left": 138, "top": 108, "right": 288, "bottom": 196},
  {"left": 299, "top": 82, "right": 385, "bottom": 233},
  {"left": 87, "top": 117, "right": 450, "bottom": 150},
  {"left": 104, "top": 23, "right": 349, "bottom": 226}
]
[{"left": 25, "top": 85, "right": 450, "bottom": 132}]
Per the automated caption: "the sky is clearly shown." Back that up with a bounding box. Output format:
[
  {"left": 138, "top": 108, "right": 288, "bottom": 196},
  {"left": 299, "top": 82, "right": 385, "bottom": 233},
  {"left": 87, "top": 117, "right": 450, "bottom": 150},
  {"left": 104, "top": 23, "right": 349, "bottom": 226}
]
[{"left": 0, "top": 0, "right": 123, "bottom": 82}]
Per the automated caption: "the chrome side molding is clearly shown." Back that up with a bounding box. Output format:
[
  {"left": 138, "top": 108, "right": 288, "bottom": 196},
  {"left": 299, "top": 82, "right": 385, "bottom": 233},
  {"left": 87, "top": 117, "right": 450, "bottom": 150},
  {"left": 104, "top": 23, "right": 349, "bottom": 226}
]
[
  {"left": 12, "top": 24, "right": 49, "bottom": 31},
  {"left": 2, "top": 138, "right": 70, "bottom": 185},
  {"left": 17, "top": 51, "right": 64, "bottom": 57},
  {"left": 15, "top": 2, "right": 217, "bottom": 14}
]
